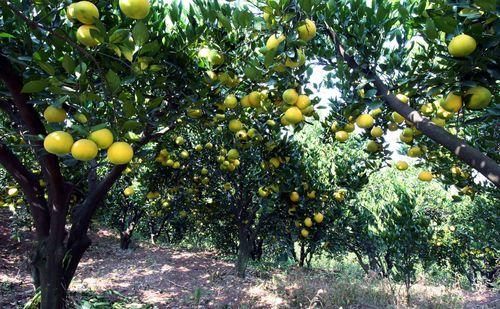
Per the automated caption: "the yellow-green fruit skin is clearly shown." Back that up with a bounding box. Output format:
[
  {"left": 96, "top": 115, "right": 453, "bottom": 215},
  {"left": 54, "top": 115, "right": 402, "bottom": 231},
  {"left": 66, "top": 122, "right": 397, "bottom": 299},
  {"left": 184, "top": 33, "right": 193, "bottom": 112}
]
[
  {"left": 44, "top": 131, "right": 74, "bottom": 155},
  {"left": 466, "top": 86, "right": 492, "bottom": 110},
  {"left": 76, "top": 25, "right": 101, "bottom": 47},
  {"left": 284, "top": 107, "right": 303, "bottom": 124},
  {"left": 66, "top": 3, "right": 78, "bottom": 21},
  {"left": 119, "top": 0, "right": 151, "bottom": 19},
  {"left": 44, "top": 106, "right": 67, "bottom": 123},
  {"left": 89, "top": 128, "right": 114, "bottom": 149},
  {"left": 107, "top": 142, "right": 134, "bottom": 165},
  {"left": 71, "top": 139, "right": 98, "bottom": 161},
  {"left": 74, "top": 1, "right": 99, "bottom": 24},
  {"left": 448, "top": 34, "right": 476, "bottom": 57},
  {"left": 297, "top": 19, "right": 316, "bottom": 41},
  {"left": 441, "top": 93, "right": 462, "bottom": 113}
]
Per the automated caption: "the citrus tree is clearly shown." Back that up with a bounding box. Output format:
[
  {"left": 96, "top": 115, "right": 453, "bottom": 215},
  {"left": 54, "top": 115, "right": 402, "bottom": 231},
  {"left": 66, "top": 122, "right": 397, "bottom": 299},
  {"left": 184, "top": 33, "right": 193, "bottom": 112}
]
[
  {"left": 307, "top": 0, "right": 499, "bottom": 186},
  {"left": 0, "top": 0, "right": 209, "bottom": 305}
]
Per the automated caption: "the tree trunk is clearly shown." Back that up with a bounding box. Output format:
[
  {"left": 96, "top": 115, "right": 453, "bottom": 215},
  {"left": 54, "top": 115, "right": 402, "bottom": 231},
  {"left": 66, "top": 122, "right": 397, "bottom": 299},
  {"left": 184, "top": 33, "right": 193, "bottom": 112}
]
[
  {"left": 299, "top": 243, "right": 306, "bottom": 267},
  {"left": 120, "top": 232, "right": 132, "bottom": 250},
  {"left": 236, "top": 225, "right": 252, "bottom": 278}
]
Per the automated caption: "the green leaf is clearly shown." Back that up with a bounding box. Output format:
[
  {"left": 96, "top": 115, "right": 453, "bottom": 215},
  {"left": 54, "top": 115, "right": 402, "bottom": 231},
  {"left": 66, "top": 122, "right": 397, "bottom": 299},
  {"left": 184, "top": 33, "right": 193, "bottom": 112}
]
[
  {"left": 38, "top": 62, "right": 55, "bottom": 75},
  {"left": 474, "top": 0, "right": 496, "bottom": 11},
  {"left": 425, "top": 19, "right": 439, "bottom": 40},
  {"left": 147, "top": 96, "right": 164, "bottom": 110},
  {"left": 109, "top": 29, "right": 130, "bottom": 44},
  {"left": 105, "top": 70, "right": 121, "bottom": 94},
  {"left": 432, "top": 16, "right": 458, "bottom": 34},
  {"left": 132, "top": 21, "right": 149, "bottom": 46},
  {"left": 21, "top": 79, "right": 49, "bottom": 93},
  {"left": 123, "top": 101, "right": 136, "bottom": 118},
  {"left": 0, "top": 32, "right": 15, "bottom": 38},
  {"left": 61, "top": 55, "right": 76, "bottom": 73}
]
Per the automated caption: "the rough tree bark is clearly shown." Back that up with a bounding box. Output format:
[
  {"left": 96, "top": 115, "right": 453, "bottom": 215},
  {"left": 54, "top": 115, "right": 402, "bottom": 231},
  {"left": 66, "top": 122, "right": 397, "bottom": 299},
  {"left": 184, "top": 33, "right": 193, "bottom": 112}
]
[
  {"left": 324, "top": 23, "right": 500, "bottom": 187},
  {"left": 236, "top": 223, "right": 253, "bottom": 278}
]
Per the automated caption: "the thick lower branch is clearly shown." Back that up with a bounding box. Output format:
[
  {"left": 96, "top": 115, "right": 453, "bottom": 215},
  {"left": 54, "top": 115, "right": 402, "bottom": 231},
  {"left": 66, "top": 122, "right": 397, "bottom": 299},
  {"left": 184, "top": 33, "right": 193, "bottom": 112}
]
[
  {"left": 0, "top": 142, "right": 49, "bottom": 237},
  {"left": 324, "top": 23, "right": 500, "bottom": 187}
]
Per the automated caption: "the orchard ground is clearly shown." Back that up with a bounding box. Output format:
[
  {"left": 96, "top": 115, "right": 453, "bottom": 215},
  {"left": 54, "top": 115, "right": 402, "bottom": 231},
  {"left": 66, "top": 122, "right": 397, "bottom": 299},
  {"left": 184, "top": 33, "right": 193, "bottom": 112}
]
[{"left": 1, "top": 209, "right": 498, "bottom": 308}]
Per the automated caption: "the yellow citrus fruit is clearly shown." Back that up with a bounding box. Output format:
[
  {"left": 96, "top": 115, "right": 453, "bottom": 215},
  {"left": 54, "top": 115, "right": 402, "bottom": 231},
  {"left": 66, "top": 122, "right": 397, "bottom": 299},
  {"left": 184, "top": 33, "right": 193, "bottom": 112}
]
[
  {"left": 395, "top": 161, "right": 409, "bottom": 171},
  {"left": 441, "top": 93, "right": 462, "bottom": 112},
  {"left": 228, "top": 119, "right": 243, "bottom": 133},
  {"left": 418, "top": 171, "right": 433, "bottom": 182},
  {"left": 356, "top": 114, "right": 374, "bottom": 129},
  {"left": 402, "top": 128, "right": 413, "bottom": 138},
  {"left": 370, "top": 126, "right": 383, "bottom": 138},
  {"left": 282, "top": 89, "right": 299, "bottom": 105},
  {"left": 107, "top": 142, "right": 134, "bottom": 165},
  {"left": 290, "top": 191, "right": 300, "bottom": 202},
  {"left": 284, "top": 107, "right": 303, "bottom": 124},
  {"left": 407, "top": 146, "right": 422, "bottom": 157},
  {"left": 266, "top": 34, "right": 285, "bottom": 50},
  {"left": 392, "top": 112, "right": 405, "bottom": 123},
  {"left": 89, "top": 128, "right": 114, "bottom": 149},
  {"left": 180, "top": 150, "right": 189, "bottom": 159},
  {"left": 399, "top": 133, "right": 413, "bottom": 144},
  {"left": 205, "top": 142, "right": 213, "bottom": 149},
  {"left": 241, "top": 95, "right": 251, "bottom": 107},
  {"left": 431, "top": 117, "right": 446, "bottom": 127},
  {"left": 269, "top": 157, "right": 280, "bottom": 168},
  {"left": 314, "top": 213, "right": 323, "bottom": 223},
  {"left": 74, "top": 1, "right": 99, "bottom": 24},
  {"left": 224, "top": 94, "right": 238, "bottom": 109},
  {"left": 448, "top": 34, "right": 476, "bottom": 57},
  {"left": 335, "top": 131, "right": 349, "bottom": 142},
  {"left": 420, "top": 103, "right": 435, "bottom": 115},
  {"left": 365, "top": 140, "right": 380, "bottom": 153},
  {"left": 76, "top": 25, "right": 101, "bottom": 47},
  {"left": 465, "top": 86, "right": 492, "bottom": 110},
  {"left": 119, "top": 0, "right": 151, "bottom": 20},
  {"left": 74, "top": 113, "right": 88, "bottom": 123},
  {"left": 258, "top": 187, "right": 269, "bottom": 198},
  {"left": 44, "top": 131, "right": 74, "bottom": 155},
  {"left": 370, "top": 108, "right": 383, "bottom": 117},
  {"left": 304, "top": 217, "right": 313, "bottom": 227},
  {"left": 388, "top": 122, "right": 398, "bottom": 131},
  {"left": 71, "top": 139, "right": 98, "bottom": 161},
  {"left": 124, "top": 187, "right": 134, "bottom": 196},
  {"left": 330, "top": 121, "right": 341, "bottom": 132},
  {"left": 301, "top": 229, "right": 309, "bottom": 238},
  {"left": 396, "top": 94, "right": 409, "bottom": 104},
  {"left": 248, "top": 91, "right": 261, "bottom": 107},
  {"left": 297, "top": 19, "right": 316, "bottom": 41},
  {"left": 227, "top": 149, "right": 239, "bottom": 160},
  {"left": 66, "top": 3, "right": 78, "bottom": 21},
  {"left": 43, "top": 106, "right": 67, "bottom": 123},
  {"left": 208, "top": 50, "right": 224, "bottom": 66},
  {"left": 7, "top": 188, "right": 18, "bottom": 196},
  {"left": 187, "top": 109, "right": 202, "bottom": 118},
  {"left": 296, "top": 94, "right": 310, "bottom": 110},
  {"left": 344, "top": 123, "right": 355, "bottom": 132}
]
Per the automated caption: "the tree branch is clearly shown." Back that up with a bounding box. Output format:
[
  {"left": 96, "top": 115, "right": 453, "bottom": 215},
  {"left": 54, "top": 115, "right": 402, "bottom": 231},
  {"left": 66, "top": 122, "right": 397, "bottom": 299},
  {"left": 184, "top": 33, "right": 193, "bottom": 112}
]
[
  {"left": 324, "top": 22, "right": 500, "bottom": 187},
  {"left": 0, "top": 141, "right": 50, "bottom": 237}
]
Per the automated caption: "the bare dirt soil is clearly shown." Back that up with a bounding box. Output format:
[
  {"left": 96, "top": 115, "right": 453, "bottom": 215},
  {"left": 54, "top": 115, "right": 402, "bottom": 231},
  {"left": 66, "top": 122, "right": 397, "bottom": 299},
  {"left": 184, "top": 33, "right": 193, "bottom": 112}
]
[{"left": 1, "top": 208, "right": 498, "bottom": 308}]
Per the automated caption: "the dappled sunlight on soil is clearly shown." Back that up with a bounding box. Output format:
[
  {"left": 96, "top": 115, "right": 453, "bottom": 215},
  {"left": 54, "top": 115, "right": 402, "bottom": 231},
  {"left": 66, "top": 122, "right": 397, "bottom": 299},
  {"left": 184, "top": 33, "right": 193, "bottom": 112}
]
[{"left": 1, "top": 210, "right": 498, "bottom": 308}]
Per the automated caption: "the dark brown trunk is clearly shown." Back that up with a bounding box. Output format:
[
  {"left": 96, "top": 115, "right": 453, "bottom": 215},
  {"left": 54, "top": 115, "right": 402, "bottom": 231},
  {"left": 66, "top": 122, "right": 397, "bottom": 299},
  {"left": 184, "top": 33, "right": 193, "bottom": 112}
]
[
  {"left": 236, "top": 224, "right": 252, "bottom": 278},
  {"left": 120, "top": 232, "right": 132, "bottom": 250}
]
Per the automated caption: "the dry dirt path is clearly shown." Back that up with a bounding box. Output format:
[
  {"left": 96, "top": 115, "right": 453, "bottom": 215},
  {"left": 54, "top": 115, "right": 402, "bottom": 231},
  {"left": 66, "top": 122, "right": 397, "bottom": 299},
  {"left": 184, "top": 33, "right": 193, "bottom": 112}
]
[{"left": 1, "top": 208, "right": 498, "bottom": 308}]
